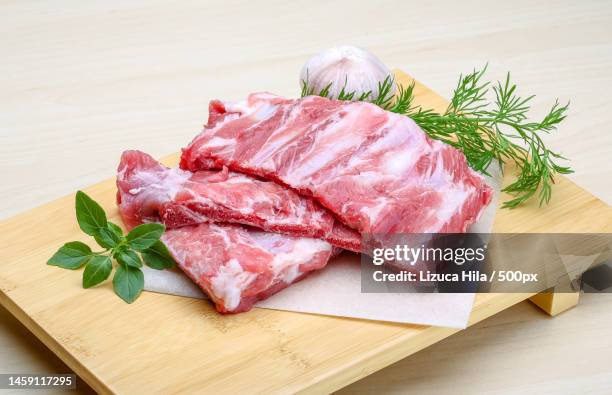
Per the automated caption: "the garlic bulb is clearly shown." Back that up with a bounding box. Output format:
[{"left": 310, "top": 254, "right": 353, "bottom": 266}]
[{"left": 300, "top": 45, "right": 395, "bottom": 101}]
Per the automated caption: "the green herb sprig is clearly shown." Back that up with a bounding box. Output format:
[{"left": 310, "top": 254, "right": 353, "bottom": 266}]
[
  {"left": 300, "top": 65, "right": 572, "bottom": 208},
  {"left": 47, "top": 191, "right": 175, "bottom": 303}
]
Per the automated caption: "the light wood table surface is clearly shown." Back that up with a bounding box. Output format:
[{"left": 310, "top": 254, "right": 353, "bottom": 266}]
[{"left": 1, "top": 1, "right": 611, "bottom": 394}]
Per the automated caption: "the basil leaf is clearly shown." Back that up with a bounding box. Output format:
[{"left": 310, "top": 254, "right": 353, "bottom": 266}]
[
  {"left": 94, "top": 223, "right": 124, "bottom": 248},
  {"left": 113, "top": 265, "right": 144, "bottom": 303},
  {"left": 75, "top": 191, "right": 108, "bottom": 236},
  {"left": 82, "top": 255, "right": 112, "bottom": 288},
  {"left": 115, "top": 249, "right": 142, "bottom": 268},
  {"left": 126, "top": 223, "right": 165, "bottom": 251},
  {"left": 141, "top": 240, "right": 175, "bottom": 270},
  {"left": 107, "top": 222, "right": 124, "bottom": 237},
  {"left": 47, "top": 241, "right": 92, "bottom": 269}
]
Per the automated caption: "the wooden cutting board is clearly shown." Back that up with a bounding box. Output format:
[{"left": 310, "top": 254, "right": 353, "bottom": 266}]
[{"left": 1, "top": 70, "right": 611, "bottom": 395}]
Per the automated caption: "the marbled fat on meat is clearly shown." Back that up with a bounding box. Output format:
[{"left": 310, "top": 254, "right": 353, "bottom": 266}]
[
  {"left": 161, "top": 223, "right": 333, "bottom": 313},
  {"left": 116, "top": 150, "right": 361, "bottom": 251},
  {"left": 180, "top": 93, "right": 493, "bottom": 241}
]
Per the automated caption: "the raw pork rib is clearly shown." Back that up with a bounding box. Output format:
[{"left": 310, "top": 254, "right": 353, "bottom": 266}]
[
  {"left": 116, "top": 150, "right": 360, "bottom": 251},
  {"left": 162, "top": 223, "right": 333, "bottom": 313},
  {"left": 181, "top": 93, "right": 493, "bottom": 241}
]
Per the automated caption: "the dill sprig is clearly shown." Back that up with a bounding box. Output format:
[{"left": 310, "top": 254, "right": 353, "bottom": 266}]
[{"left": 300, "top": 66, "right": 572, "bottom": 208}]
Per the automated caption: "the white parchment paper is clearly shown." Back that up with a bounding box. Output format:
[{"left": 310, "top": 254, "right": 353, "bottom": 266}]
[{"left": 143, "top": 165, "right": 502, "bottom": 328}]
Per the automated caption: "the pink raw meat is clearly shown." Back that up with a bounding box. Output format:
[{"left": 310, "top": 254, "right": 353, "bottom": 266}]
[
  {"left": 180, "top": 93, "right": 493, "bottom": 242},
  {"left": 161, "top": 223, "right": 334, "bottom": 313},
  {"left": 116, "top": 150, "right": 361, "bottom": 251}
]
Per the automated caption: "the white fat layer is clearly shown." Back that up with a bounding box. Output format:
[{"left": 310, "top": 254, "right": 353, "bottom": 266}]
[
  {"left": 206, "top": 113, "right": 241, "bottom": 134},
  {"left": 424, "top": 152, "right": 470, "bottom": 231},
  {"left": 284, "top": 110, "right": 366, "bottom": 184},
  {"left": 358, "top": 198, "right": 387, "bottom": 226},
  {"left": 383, "top": 145, "right": 419, "bottom": 176},
  {"left": 246, "top": 104, "right": 314, "bottom": 169},
  {"left": 249, "top": 232, "right": 332, "bottom": 284},
  {"left": 224, "top": 96, "right": 279, "bottom": 121},
  {"left": 270, "top": 238, "right": 331, "bottom": 284},
  {"left": 427, "top": 186, "right": 469, "bottom": 232},
  {"left": 210, "top": 224, "right": 233, "bottom": 247},
  {"left": 254, "top": 103, "right": 278, "bottom": 121},
  {"left": 203, "top": 136, "right": 236, "bottom": 149},
  {"left": 220, "top": 98, "right": 248, "bottom": 114},
  {"left": 129, "top": 167, "right": 191, "bottom": 201},
  {"left": 350, "top": 117, "right": 423, "bottom": 175},
  {"left": 210, "top": 258, "right": 257, "bottom": 311}
]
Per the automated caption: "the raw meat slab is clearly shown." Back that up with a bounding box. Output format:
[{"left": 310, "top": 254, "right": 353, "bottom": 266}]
[
  {"left": 117, "top": 150, "right": 361, "bottom": 251},
  {"left": 162, "top": 223, "right": 334, "bottom": 313},
  {"left": 181, "top": 93, "right": 493, "bottom": 245}
]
